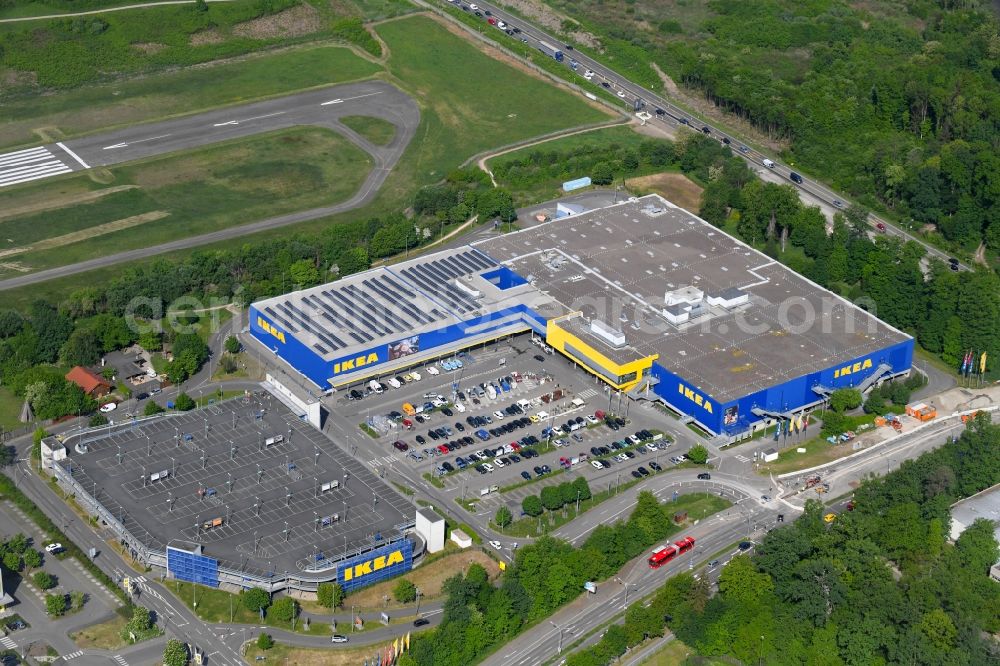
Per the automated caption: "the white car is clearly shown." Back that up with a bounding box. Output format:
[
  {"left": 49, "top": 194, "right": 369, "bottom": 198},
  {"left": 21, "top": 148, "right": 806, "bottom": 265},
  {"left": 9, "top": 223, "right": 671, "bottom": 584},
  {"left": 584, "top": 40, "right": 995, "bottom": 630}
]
[
  {"left": 469, "top": 3, "right": 478, "bottom": 8},
  {"left": 387, "top": 378, "right": 401, "bottom": 389},
  {"left": 496, "top": 20, "right": 506, "bottom": 29},
  {"left": 584, "top": 69, "right": 594, "bottom": 79},
  {"left": 427, "top": 366, "right": 440, "bottom": 376},
  {"left": 482, "top": 463, "right": 494, "bottom": 472},
  {"left": 591, "top": 460, "right": 603, "bottom": 470},
  {"left": 331, "top": 635, "right": 349, "bottom": 643},
  {"left": 493, "top": 410, "right": 505, "bottom": 420},
  {"left": 585, "top": 415, "right": 599, "bottom": 425},
  {"left": 493, "top": 458, "right": 506, "bottom": 468},
  {"left": 410, "top": 371, "right": 422, "bottom": 381},
  {"left": 45, "top": 543, "right": 64, "bottom": 554},
  {"left": 454, "top": 402, "right": 466, "bottom": 413},
  {"left": 489, "top": 540, "right": 502, "bottom": 550},
  {"left": 617, "top": 90, "right": 626, "bottom": 98},
  {"left": 99, "top": 402, "right": 117, "bottom": 413}
]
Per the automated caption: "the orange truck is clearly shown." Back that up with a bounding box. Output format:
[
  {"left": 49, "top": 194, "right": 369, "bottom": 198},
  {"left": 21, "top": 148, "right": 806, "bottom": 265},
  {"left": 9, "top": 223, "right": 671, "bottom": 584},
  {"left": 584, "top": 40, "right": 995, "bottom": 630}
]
[{"left": 905, "top": 403, "right": 937, "bottom": 422}]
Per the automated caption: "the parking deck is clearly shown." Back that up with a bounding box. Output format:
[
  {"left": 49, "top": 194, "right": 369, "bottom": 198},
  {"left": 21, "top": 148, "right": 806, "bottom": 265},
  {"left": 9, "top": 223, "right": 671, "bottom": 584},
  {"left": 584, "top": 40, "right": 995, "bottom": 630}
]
[{"left": 58, "top": 391, "right": 413, "bottom": 576}]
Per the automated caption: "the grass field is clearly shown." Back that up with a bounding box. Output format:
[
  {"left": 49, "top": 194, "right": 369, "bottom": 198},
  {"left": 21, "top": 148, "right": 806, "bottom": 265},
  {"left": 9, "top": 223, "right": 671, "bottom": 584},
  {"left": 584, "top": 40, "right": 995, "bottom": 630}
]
[
  {"left": 339, "top": 115, "right": 397, "bottom": 146},
  {"left": 0, "top": 127, "right": 370, "bottom": 278},
  {"left": 642, "top": 639, "right": 694, "bottom": 665},
  {"left": 69, "top": 613, "right": 128, "bottom": 650},
  {"left": 0, "top": 387, "right": 23, "bottom": 431},
  {"left": 244, "top": 640, "right": 422, "bottom": 666},
  {"left": 0, "top": 45, "right": 381, "bottom": 150},
  {"left": 372, "top": 15, "right": 610, "bottom": 202},
  {"left": 0, "top": 14, "right": 610, "bottom": 304}
]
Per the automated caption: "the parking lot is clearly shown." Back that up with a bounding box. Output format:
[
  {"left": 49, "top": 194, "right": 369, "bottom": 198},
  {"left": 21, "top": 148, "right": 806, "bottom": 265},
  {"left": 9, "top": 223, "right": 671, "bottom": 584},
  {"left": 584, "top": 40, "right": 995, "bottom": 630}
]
[
  {"left": 58, "top": 392, "right": 413, "bottom": 576},
  {"left": 332, "top": 333, "right": 697, "bottom": 511}
]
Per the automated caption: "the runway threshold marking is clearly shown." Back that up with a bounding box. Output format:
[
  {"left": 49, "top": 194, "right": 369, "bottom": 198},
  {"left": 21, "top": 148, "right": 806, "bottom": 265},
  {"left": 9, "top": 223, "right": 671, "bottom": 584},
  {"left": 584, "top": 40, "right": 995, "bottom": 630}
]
[
  {"left": 212, "top": 111, "right": 285, "bottom": 127},
  {"left": 56, "top": 141, "right": 91, "bottom": 168},
  {"left": 102, "top": 134, "right": 173, "bottom": 150},
  {"left": 321, "top": 91, "right": 384, "bottom": 106}
]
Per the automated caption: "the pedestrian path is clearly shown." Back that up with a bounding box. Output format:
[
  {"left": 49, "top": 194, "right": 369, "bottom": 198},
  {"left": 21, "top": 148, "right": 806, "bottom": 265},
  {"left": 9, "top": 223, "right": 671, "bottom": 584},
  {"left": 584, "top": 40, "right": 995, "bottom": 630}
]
[
  {"left": 63, "top": 650, "right": 85, "bottom": 660},
  {"left": 0, "top": 635, "right": 17, "bottom": 650},
  {"left": 113, "top": 655, "right": 129, "bottom": 666},
  {"left": 0, "top": 146, "right": 75, "bottom": 188}
]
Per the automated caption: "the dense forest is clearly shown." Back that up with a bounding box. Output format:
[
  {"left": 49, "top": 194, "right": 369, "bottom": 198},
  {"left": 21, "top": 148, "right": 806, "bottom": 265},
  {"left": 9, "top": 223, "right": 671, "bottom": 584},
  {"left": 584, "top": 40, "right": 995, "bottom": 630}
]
[{"left": 541, "top": 0, "right": 1000, "bottom": 255}]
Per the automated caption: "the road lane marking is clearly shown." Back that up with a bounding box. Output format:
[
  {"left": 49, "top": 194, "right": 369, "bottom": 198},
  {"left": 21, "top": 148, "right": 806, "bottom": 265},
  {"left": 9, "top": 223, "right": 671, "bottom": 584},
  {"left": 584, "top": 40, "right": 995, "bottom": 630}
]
[
  {"left": 101, "top": 134, "right": 172, "bottom": 150},
  {"left": 212, "top": 111, "right": 285, "bottom": 127},
  {"left": 56, "top": 141, "right": 91, "bottom": 168}
]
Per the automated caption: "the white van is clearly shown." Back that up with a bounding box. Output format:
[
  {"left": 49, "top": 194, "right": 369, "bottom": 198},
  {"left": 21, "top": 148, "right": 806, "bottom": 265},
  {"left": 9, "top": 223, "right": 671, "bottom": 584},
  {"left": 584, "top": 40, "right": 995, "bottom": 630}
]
[
  {"left": 762, "top": 158, "right": 775, "bottom": 169},
  {"left": 368, "top": 380, "right": 383, "bottom": 394},
  {"left": 454, "top": 401, "right": 466, "bottom": 413},
  {"left": 387, "top": 377, "right": 401, "bottom": 389}
]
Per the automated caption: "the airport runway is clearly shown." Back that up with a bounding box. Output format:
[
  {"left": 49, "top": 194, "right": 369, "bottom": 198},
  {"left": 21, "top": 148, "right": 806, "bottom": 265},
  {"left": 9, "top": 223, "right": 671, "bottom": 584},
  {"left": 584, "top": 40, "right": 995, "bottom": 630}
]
[{"left": 0, "top": 80, "right": 419, "bottom": 290}]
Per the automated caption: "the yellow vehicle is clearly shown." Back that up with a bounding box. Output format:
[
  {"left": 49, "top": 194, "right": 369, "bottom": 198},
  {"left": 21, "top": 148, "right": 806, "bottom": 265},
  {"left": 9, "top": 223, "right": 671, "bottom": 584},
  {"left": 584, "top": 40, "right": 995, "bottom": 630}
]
[{"left": 823, "top": 513, "right": 836, "bottom": 523}]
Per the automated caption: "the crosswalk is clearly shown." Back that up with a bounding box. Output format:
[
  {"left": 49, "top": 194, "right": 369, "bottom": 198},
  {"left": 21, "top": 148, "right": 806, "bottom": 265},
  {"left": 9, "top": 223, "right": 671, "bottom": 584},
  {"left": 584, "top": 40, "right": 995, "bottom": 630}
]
[
  {"left": 576, "top": 388, "right": 599, "bottom": 400},
  {"left": 0, "top": 146, "right": 74, "bottom": 188},
  {"left": 63, "top": 650, "right": 85, "bottom": 660},
  {"left": 734, "top": 454, "right": 751, "bottom": 463},
  {"left": 113, "top": 655, "right": 129, "bottom": 666},
  {"left": 0, "top": 636, "right": 17, "bottom": 650}
]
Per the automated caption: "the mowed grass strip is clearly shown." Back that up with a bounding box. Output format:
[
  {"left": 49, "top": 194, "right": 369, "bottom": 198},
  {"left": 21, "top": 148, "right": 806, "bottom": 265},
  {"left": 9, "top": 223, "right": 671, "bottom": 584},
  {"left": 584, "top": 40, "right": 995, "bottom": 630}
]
[
  {"left": 0, "top": 127, "right": 371, "bottom": 278},
  {"left": 373, "top": 15, "right": 611, "bottom": 198},
  {"left": 339, "top": 115, "right": 397, "bottom": 146},
  {"left": 0, "top": 46, "right": 382, "bottom": 150},
  {"left": 0, "top": 386, "right": 23, "bottom": 430}
]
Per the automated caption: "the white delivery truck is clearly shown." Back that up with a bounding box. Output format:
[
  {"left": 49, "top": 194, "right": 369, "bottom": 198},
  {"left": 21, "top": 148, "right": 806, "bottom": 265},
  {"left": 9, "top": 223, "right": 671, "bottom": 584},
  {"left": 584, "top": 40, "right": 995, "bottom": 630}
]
[
  {"left": 369, "top": 380, "right": 383, "bottom": 394},
  {"left": 762, "top": 158, "right": 775, "bottom": 168}
]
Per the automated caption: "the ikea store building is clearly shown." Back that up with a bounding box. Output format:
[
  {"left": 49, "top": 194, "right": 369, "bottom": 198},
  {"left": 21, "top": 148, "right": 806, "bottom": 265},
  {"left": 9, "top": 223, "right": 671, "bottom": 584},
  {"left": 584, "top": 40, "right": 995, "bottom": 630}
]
[{"left": 250, "top": 195, "right": 913, "bottom": 437}]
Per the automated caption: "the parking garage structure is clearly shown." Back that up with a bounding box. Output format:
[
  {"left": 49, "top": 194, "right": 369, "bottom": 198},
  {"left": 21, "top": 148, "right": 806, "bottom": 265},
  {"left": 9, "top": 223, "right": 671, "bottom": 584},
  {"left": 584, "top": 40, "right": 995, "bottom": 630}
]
[
  {"left": 251, "top": 195, "right": 913, "bottom": 438},
  {"left": 51, "top": 391, "right": 416, "bottom": 592}
]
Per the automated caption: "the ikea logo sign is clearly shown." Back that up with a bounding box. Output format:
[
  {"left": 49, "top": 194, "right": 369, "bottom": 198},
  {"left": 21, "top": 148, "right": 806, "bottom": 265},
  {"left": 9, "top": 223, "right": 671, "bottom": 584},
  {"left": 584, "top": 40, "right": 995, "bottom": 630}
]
[
  {"left": 333, "top": 352, "right": 380, "bottom": 375},
  {"left": 678, "top": 383, "right": 713, "bottom": 414},
  {"left": 257, "top": 317, "right": 285, "bottom": 344},
  {"left": 342, "top": 548, "right": 405, "bottom": 583},
  {"left": 833, "top": 357, "right": 872, "bottom": 379}
]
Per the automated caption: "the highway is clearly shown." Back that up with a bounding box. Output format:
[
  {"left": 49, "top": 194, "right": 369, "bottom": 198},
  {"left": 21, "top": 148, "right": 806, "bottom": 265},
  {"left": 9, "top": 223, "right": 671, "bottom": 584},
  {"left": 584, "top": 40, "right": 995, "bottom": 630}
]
[
  {"left": 430, "top": 0, "right": 967, "bottom": 271},
  {"left": 0, "top": 80, "right": 419, "bottom": 291}
]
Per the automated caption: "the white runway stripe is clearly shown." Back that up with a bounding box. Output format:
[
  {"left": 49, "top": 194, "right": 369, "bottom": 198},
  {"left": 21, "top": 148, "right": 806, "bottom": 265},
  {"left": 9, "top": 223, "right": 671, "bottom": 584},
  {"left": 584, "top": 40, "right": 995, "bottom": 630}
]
[
  {"left": 0, "top": 164, "right": 73, "bottom": 187},
  {"left": 0, "top": 145, "right": 75, "bottom": 188},
  {"left": 0, "top": 149, "right": 50, "bottom": 167}
]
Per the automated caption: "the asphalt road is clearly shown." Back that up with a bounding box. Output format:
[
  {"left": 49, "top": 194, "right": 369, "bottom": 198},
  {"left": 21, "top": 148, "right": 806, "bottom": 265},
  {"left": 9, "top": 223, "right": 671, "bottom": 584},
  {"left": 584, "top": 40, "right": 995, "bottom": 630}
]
[
  {"left": 0, "top": 80, "right": 419, "bottom": 291},
  {"left": 427, "top": 0, "right": 969, "bottom": 272}
]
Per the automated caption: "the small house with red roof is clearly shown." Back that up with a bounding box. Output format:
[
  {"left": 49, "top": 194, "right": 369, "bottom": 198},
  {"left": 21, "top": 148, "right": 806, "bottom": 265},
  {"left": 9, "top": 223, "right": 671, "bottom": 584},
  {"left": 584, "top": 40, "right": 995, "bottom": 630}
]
[{"left": 65, "top": 366, "right": 112, "bottom": 398}]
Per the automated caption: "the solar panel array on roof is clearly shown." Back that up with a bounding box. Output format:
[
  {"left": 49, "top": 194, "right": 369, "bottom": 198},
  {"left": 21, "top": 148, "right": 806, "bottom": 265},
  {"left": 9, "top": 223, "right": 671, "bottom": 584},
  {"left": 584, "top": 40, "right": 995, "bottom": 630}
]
[{"left": 399, "top": 250, "right": 495, "bottom": 315}]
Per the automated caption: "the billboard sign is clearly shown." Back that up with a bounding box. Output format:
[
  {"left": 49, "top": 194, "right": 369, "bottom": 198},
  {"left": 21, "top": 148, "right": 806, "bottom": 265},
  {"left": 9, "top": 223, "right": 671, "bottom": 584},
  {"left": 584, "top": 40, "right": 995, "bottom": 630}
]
[
  {"left": 167, "top": 546, "right": 219, "bottom": 587},
  {"left": 388, "top": 336, "right": 420, "bottom": 361},
  {"left": 337, "top": 540, "right": 413, "bottom": 592},
  {"left": 723, "top": 405, "right": 739, "bottom": 426},
  {"left": 562, "top": 176, "right": 592, "bottom": 192}
]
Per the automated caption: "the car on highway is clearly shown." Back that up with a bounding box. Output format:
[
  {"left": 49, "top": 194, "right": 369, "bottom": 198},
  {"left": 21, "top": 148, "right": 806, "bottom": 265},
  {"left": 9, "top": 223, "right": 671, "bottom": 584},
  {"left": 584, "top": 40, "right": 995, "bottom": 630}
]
[
  {"left": 738, "top": 541, "right": 753, "bottom": 551},
  {"left": 617, "top": 90, "right": 626, "bottom": 98},
  {"left": 654, "top": 107, "right": 665, "bottom": 116},
  {"left": 701, "top": 126, "right": 711, "bottom": 134},
  {"left": 489, "top": 540, "right": 502, "bottom": 550},
  {"left": 949, "top": 257, "right": 960, "bottom": 271},
  {"left": 331, "top": 635, "right": 349, "bottom": 643},
  {"left": 708, "top": 559, "right": 720, "bottom": 568},
  {"left": 722, "top": 137, "right": 731, "bottom": 144},
  {"left": 601, "top": 81, "right": 611, "bottom": 88},
  {"left": 469, "top": 3, "right": 478, "bottom": 8},
  {"left": 789, "top": 171, "right": 804, "bottom": 184},
  {"left": 45, "top": 543, "right": 64, "bottom": 554}
]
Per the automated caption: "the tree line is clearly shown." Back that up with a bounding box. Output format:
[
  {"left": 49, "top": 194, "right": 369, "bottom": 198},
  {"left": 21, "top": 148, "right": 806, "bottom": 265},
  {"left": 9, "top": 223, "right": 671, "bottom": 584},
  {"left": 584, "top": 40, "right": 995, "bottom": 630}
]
[
  {"left": 656, "top": 415, "right": 1000, "bottom": 665},
  {"left": 399, "top": 491, "right": 711, "bottom": 666},
  {"left": 0, "top": 170, "right": 510, "bottom": 423}
]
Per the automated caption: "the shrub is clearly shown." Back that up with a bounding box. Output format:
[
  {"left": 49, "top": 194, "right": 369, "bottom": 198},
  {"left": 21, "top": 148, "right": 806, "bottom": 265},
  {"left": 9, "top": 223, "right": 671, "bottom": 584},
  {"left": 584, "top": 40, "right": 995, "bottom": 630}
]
[
  {"left": 242, "top": 587, "right": 270, "bottom": 614},
  {"left": 494, "top": 506, "right": 513, "bottom": 529},
  {"left": 267, "top": 597, "right": 297, "bottom": 623},
  {"left": 32, "top": 571, "right": 56, "bottom": 590},
  {"left": 89, "top": 414, "right": 108, "bottom": 427},
  {"left": 144, "top": 401, "right": 165, "bottom": 416},
  {"left": 22, "top": 549, "right": 41, "bottom": 569},
  {"left": 163, "top": 637, "right": 189, "bottom": 666},
  {"left": 522, "top": 495, "right": 543, "bottom": 517},
  {"left": 173, "top": 393, "right": 195, "bottom": 411},
  {"left": 393, "top": 578, "right": 417, "bottom": 603},
  {"left": 256, "top": 633, "right": 274, "bottom": 650},
  {"left": 687, "top": 445, "right": 709, "bottom": 465},
  {"left": 45, "top": 593, "right": 66, "bottom": 616}
]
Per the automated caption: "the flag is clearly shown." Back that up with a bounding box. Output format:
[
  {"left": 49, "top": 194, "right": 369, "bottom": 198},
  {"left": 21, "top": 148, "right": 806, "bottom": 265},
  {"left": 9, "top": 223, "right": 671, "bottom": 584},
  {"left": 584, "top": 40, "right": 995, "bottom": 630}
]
[
  {"left": 773, "top": 422, "right": 780, "bottom": 441},
  {"left": 405, "top": 632, "right": 411, "bottom": 651},
  {"left": 961, "top": 350, "right": 971, "bottom": 374},
  {"left": 803, "top": 414, "right": 809, "bottom": 431},
  {"left": 394, "top": 637, "right": 400, "bottom": 656},
  {"left": 375, "top": 651, "right": 381, "bottom": 666},
  {"left": 981, "top": 352, "right": 987, "bottom": 375}
]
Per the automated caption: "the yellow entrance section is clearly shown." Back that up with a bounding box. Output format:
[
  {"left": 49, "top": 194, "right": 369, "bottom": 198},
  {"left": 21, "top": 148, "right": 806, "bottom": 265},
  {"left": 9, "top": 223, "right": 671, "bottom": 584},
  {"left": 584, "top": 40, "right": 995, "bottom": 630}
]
[{"left": 546, "top": 317, "right": 656, "bottom": 391}]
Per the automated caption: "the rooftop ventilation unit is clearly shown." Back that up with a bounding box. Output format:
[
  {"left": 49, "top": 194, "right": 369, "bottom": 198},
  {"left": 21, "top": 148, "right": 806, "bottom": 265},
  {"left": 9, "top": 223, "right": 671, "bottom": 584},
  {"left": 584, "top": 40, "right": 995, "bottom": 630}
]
[
  {"left": 453, "top": 278, "right": 482, "bottom": 299},
  {"left": 590, "top": 319, "right": 626, "bottom": 348}
]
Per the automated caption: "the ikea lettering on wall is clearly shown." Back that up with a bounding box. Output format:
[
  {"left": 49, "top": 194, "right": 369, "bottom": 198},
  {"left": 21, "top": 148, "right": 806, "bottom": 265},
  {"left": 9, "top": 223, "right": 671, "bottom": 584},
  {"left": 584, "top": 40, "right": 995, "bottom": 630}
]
[
  {"left": 833, "top": 357, "right": 872, "bottom": 379},
  {"left": 333, "top": 352, "right": 380, "bottom": 375},
  {"left": 342, "top": 548, "right": 405, "bottom": 583},
  {"left": 256, "top": 317, "right": 286, "bottom": 344},
  {"left": 677, "top": 383, "right": 713, "bottom": 413}
]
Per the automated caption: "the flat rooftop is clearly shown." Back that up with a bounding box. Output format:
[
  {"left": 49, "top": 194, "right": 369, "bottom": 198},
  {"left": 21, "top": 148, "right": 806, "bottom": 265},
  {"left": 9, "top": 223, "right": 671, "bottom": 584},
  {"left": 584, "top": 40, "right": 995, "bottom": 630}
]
[
  {"left": 253, "top": 247, "right": 546, "bottom": 362},
  {"left": 59, "top": 393, "right": 412, "bottom": 576},
  {"left": 474, "top": 195, "right": 910, "bottom": 403}
]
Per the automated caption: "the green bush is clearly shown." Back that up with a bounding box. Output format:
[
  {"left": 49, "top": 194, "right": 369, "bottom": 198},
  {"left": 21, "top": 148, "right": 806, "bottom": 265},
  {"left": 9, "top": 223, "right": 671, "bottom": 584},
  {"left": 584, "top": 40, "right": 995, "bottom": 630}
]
[
  {"left": 331, "top": 17, "right": 382, "bottom": 57},
  {"left": 266, "top": 596, "right": 297, "bottom": 623},
  {"left": 173, "top": 393, "right": 195, "bottom": 411},
  {"left": 316, "top": 582, "right": 343, "bottom": 609},
  {"left": 256, "top": 633, "right": 274, "bottom": 650},
  {"left": 687, "top": 444, "right": 709, "bottom": 465},
  {"left": 393, "top": 578, "right": 416, "bottom": 603},
  {"left": 242, "top": 587, "right": 270, "bottom": 614},
  {"left": 144, "top": 401, "right": 165, "bottom": 416},
  {"left": 32, "top": 571, "right": 56, "bottom": 590},
  {"left": 46, "top": 593, "right": 67, "bottom": 616}
]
